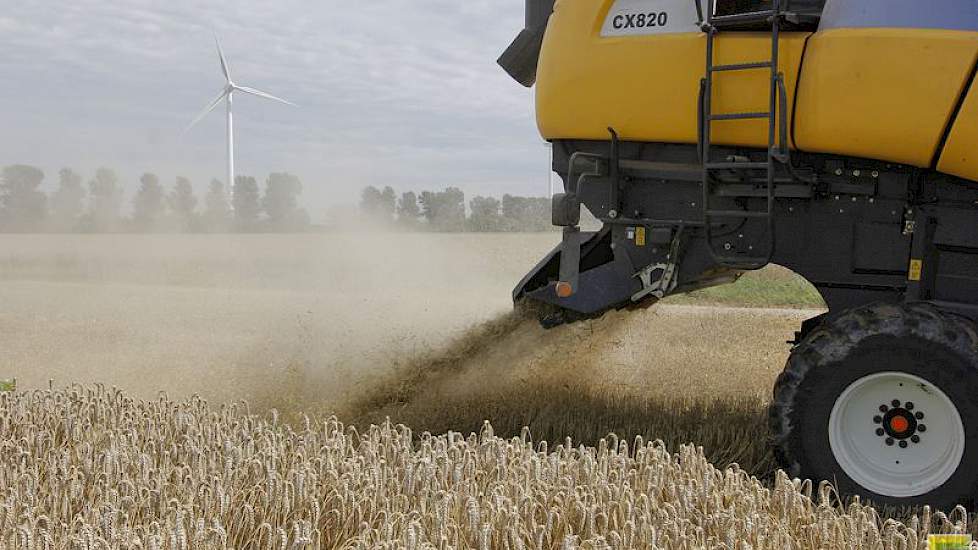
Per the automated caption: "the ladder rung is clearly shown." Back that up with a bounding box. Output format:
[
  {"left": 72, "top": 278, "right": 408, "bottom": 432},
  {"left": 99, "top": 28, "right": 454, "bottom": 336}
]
[
  {"left": 710, "top": 61, "right": 773, "bottom": 72},
  {"left": 710, "top": 10, "right": 778, "bottom": 26},
  {"left": 710, "top": 112, "right": 770, "bottom": 121},
  {"left": 706, "top": 210, "right": 771, "bottom": 219},
  {"left": 706, "top": 161, "right": 769, "bottom": 170}
]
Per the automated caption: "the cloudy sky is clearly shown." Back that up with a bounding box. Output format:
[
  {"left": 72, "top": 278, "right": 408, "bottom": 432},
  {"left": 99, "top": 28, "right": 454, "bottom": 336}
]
[{"left": 1, "top": 1, "right": 549, "bottom": 217}]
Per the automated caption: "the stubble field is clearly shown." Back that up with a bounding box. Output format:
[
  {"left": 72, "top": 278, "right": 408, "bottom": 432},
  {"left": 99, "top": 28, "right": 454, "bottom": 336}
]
[{"left": 0, "top": 233, "right": 969, "bottom": 548}]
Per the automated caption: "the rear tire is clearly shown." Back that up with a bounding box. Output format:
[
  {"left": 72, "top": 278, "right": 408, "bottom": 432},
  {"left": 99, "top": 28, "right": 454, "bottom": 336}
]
[{"left": 770, "top": 302, "right": 978, "bottom": 509}]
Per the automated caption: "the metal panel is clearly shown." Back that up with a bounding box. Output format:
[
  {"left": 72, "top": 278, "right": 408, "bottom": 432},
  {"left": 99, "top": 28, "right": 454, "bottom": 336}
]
[
  {"left": 935, "top": 249, "right": 978, "bottom": 303},
  {"left": 536, "top": 0, "right": 811, "bottom": 147},
  {"left": 852, "top": 222, "right": 911, "bottom": 274},
  {"left": 820, "top": 0, "right": 978, "bottom": 32},
  {"left": 938, "top": 70, "right": 978, "bottom": 182},
  {"left": 793, "top": 28, "right": 978, "bottom": 168}
]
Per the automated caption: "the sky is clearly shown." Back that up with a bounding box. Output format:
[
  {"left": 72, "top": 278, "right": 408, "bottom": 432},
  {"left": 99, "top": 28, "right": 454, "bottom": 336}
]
[{"left": 0, "top": 1, "right": 551, "bottom": 218}]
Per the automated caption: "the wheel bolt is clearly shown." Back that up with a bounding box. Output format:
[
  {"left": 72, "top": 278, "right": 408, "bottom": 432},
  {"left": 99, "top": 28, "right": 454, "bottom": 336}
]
[
  {"left": 879, "top": 405, "right": 889, "bottom": 412},
  {"left": 873, "top": 415, "right": 883, "bottom": 424},
  {"left": 915, "top": 412, "right": 924, "bottom": 420},
  {"left": 899, "top": 440, "right": 909, "bottom": 448},
  {"left": 876, "top": 428, "right": 885, "bottom": 436},
  {"left": 905, "top": 402, "right": 914, "bottom": 411},
  {"left": 911, "top": 435, "right": 921, "bottom": 444},
  {"left": 918, "top": 425, "right": 927, "bottom": 432},
  {"left": 886, "top": 438, "right": 895, "bottom": 446},
  {"left": 891, "top": 399, "right": 901, "bottom": 408}
]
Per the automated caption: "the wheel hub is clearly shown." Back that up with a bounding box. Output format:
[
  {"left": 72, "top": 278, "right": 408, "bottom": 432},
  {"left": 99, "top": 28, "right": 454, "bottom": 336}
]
[
  {"left": 874, "top": 400, "right": 926, "bottom": 447},
  {"left": 829, "top": 372, "right": 964, "bottom": 498}
]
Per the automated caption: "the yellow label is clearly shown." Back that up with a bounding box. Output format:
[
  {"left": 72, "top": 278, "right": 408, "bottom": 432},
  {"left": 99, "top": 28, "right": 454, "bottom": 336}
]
[
  {"left": 635, "top": 227, "right": 647, "bottom": 247},
  {"left": 928, "top": 534, "right": 972, "bottom": 550},
  {"left": 908, "top": 259, "right": 923, "bottom": 281}
]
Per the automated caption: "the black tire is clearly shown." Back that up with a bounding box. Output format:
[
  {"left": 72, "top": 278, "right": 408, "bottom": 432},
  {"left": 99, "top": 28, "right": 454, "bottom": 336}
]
[{"left": 770, "top": 302, "right": 978, "bottom": 509}]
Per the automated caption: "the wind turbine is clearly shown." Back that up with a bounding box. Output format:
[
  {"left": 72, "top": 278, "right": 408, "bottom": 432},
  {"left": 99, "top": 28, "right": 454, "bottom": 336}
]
[{"left": 187, "top": 36, "right": 294, "bottom": 198}]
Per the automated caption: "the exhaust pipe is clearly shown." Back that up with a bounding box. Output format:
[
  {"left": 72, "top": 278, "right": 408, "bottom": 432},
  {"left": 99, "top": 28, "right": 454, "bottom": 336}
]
[{"left": 497, "top": 0, "right": 555, "bottom": 87}]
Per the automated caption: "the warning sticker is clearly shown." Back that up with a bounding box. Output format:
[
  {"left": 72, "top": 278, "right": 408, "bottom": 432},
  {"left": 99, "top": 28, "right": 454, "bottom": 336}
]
[{"left": 908, "top": 259, "right": 923, "bottom": 282}]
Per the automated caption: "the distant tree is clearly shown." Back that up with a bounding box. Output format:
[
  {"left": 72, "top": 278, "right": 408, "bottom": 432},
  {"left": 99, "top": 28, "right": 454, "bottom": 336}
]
[
  {"left": 396, "top": 191, "right": 421, "bottom": 228},
  {"left": 526, "top": 196, "right": 551, "bottom": 231},
  {"left": 419, "top": 187, "right": 465, "bottom": 232},
  {"left": 360, "top": 186, "right": 381, "bottom": 215},
  {"left": 49, "top": 168, "right": 85, "bottom": 232},
  {"left": 87, "top": 167, "right": 123, "bottom": 232},
  {"left": 0, "top": 164, "right": 47, "bottom": 232},
  {"left": 168, "top": 177, "right": 198, "bottom": 232},
  {"left": 418, "top": 191, "right": 436, "bottom": 225},
  {"left": 359, "top": 185, "right": 395, "bottom": 224},
  {"left": 202, "top": 179, "right": 230, "bottom": 232},
  {"left": 502, "top": 194, "right": 550, "bottom": 232},
  {"left": 380, "top": 186, "right": 396, "bottom": 220},
  {"left": 262, "top": 172, "right": 308, "bottom": 231},
  {"left": 232, "top": 175, "right": 261, "bottom": 231},
  {"left": 445, "top": 188, "right": 466, "bottom": 232},
  {"left": 132, "top": 172, "right": 166, "bottom": 231},
  {"left": 468, "top": 196, "right": 503, "bottom": 232}
]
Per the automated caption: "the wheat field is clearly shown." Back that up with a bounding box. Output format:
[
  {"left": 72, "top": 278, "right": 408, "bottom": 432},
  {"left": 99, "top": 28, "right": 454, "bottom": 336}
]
[
  {"left": 2, "top": 384, "right": 970, "bottom": 549},
  {"left": 0, "top": 234, "right": 972, "bottom": 548}
]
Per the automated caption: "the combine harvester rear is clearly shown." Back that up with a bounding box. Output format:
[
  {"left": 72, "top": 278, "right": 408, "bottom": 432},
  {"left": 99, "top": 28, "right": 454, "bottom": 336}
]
[{"left": 500, "top": 0, "right": 978, "bottom": 508}]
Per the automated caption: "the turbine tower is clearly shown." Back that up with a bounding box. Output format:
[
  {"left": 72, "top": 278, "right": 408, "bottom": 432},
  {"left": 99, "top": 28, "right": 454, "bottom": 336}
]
[{"left": 187, "top": 36, "right": 294, "bottom": 198}]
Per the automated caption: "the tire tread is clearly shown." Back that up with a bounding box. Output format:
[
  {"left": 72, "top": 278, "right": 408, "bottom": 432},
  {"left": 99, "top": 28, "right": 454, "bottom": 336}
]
[{"left": 769, "top": 302, "right": 978, "bottom": 499}]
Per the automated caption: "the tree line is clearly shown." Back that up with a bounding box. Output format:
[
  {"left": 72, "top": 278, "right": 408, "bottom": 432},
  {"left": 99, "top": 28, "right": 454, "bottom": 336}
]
[
  {"left": 359, "top": 185, "right": 555, "bottom": 232},
  {"left": 0, "top": 165, "right": 309, "bottom": 233}
]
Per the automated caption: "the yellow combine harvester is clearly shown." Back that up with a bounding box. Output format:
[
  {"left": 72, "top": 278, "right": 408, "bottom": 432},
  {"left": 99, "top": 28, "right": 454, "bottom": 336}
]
[{"left": 500, "top": 0, "right": 978, "bottom": 508}]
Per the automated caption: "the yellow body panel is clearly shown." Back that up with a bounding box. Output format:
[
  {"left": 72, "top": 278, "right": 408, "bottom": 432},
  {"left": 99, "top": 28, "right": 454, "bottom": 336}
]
[
  {"left": 794, "top": 28, "right": 978, "bottom": 168},
  {"left": 536, "top": 0, "right": 809, "bottom": 148},
  {"left": 939, "top": 80, "right": 978, "bottom": 181}
]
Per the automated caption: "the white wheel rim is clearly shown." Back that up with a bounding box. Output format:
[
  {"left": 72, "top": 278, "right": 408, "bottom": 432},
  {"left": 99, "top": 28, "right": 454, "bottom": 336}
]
[{"left": 828, "top": 371, "right": 965, "bottom": 498}]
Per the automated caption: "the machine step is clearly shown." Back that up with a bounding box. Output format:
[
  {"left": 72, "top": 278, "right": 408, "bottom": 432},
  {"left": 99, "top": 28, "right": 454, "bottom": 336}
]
[
  {"left": 710, "top": 61, "right": 773, "bottom": 72},
  {"left": 710, "top": 112, "right": 770, "bottom": 121}
]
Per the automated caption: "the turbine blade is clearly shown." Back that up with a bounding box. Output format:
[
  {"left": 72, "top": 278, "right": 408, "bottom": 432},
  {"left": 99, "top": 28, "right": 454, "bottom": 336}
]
[
  {"left": 215, "top": 35, "right": 232, "bottom": 83},
  {"left": 235, "top": 85, "right": 296, "bottom": 106},
  {"left": 185, "top": 89, "right": 229, "bottom": 132}
]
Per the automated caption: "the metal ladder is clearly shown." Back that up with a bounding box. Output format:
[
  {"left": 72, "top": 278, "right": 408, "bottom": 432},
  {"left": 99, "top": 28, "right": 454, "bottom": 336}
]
[{"left": 699, "top": 0, "right": 789, "bottom": 269}]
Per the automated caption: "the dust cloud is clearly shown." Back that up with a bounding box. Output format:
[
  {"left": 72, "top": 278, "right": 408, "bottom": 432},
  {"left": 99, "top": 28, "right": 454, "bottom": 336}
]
[
  {"left": 0, "top": 233, "right": 813, "bottom": 447},
  {"left": 0, "top": 233, "right": 559, "bottom": 407}
]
